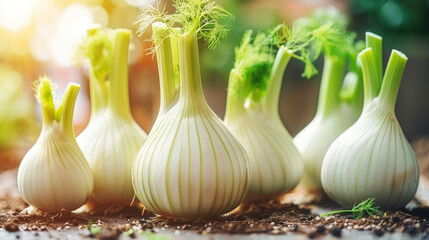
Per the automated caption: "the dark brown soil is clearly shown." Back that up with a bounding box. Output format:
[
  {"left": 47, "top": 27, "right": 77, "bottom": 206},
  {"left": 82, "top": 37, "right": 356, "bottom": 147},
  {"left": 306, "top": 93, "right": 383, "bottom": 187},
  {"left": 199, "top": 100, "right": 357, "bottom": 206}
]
[
  {"left": 147, "top": 202, "right": 429, "bottom": 237},
  {"left": 1, "top": 181, "right": 429, "bottom": 239}
]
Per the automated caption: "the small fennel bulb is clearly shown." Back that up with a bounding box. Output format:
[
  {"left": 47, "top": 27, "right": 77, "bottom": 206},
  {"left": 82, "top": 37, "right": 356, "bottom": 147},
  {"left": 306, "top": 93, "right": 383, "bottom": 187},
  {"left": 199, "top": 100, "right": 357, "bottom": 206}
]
[
  {"left": 132, "top": 0, "right": 250, "bottom": 218},
  {"left": 290, "top": 8, "right": 364, "bottom": 202},
  {"left": 76, "top": 28, "right": 147, "bottom": 205},
  {"left": 224, "top": 24, "right": 321, "bottom": 201},
  {"left": 321, "top": 32, "right": 419, "bottom": 209},
  {"left": 17, "top": 77, "right": 93, "bottom": 212}
]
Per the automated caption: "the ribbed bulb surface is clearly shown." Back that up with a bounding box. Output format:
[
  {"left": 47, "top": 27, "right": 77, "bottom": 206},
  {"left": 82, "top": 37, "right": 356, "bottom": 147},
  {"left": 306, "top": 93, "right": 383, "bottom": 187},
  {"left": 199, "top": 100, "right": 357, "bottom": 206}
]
[
  {"left": 18, "top": 124, "right": 94, "bottom": 211},
  {"left": 321, "top": 100, "right": 419, "bottom": 209},
  {"left": 226, "top": 112, "right": 302, "bottom": 200},
  {"left": 132, "top": 33, "right": 250, "bottom": 218},
  {"left": 77, "top": 110, "right": 146, "bottom": 204}
]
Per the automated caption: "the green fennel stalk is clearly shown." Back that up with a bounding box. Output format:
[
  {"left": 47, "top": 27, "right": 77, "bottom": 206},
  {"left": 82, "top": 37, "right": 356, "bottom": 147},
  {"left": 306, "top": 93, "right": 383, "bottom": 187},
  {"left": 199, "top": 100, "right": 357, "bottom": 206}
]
[
  {"left": 225, "top": 23, "right": 322, "bottom": 122},
  {"left": 77, "top": 27, "right": 135, "bottom": 119},
  {"left": 36, "top": 77, "right": 80, "bottom": 137},
  {"left": 360, "top": 33, "right": 408, "bottom": 111}
]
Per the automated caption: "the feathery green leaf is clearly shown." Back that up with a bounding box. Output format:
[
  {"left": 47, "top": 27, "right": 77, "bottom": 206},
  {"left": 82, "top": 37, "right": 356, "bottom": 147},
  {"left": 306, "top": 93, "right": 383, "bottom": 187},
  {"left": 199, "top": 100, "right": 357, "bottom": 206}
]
[
  {"left": 136, "top": 0, "right": 233, "bottom": 50},
  {"left": 75, "top": 28, "right": 114, "bottom": 80},
  {"left": 320, "top": 198, "right": 382, "bottom": 218}
]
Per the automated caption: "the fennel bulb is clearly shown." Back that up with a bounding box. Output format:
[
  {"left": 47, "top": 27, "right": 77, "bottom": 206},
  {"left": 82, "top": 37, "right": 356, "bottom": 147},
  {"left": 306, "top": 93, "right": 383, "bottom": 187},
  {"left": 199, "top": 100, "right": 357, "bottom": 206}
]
[
  {"left": 17, "top": 77, "right": 93, "bottom": 212},
  {"left": 290, "top": 8, "right": 364, "bottom": 202},
  {"left": 321, "top": 33, "right": 419, "bottom": 209},
  {"left": 292, "top": 58, "right": 362, "bottom": 199},
  {"left": 224, "top": 24, "right": 323, "bottom": 201},
  {"left": 132, "top": 0, "right": 250, "bottom": 219},
  {"left": 76, "top": 28, "right": 147, "bottom": 205}
]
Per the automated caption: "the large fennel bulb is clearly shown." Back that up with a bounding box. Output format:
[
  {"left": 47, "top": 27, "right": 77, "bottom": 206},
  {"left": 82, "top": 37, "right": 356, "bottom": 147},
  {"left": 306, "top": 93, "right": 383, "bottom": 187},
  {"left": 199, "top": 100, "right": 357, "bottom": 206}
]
[
  {"left": 77, "top": 28, "right": 147, "bottom": 205},
  {"left": 224, "top": 26, "right": 323, "bottom": 201},
  {"left": 321, "top": 33, "right": 419, "bottom": 209},
  {"left": 132, "top": 1, "right": 250, "bottom": 219},
  {"left": 17, "top": 77, "right": 93, "bottom": 211}
]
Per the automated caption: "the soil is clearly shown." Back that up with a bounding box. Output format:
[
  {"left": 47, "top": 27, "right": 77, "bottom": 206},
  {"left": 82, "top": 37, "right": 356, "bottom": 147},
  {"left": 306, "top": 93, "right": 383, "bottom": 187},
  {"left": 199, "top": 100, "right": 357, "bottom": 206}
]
[
  {"left": 1, "top": 138, "right": 429, "bottom": 239},
  {"left": 1, "top": 171, "right": 429, "bottom": 239}
]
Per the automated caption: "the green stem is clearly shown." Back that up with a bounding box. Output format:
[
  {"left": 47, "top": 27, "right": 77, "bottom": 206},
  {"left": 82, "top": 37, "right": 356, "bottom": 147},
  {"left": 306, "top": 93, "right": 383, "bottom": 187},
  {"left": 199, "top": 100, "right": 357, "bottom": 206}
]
[
  {"left": 366, "top": 32, "right": 383, "bottom": 95},
  {"left": 262, "top": 47, "right": 293, "bottom": 117},
  {"left": 359, "top": 48, "right": 380, "bottom": 108},
  {"left": 379, "top": 50, "right": 408, "bottom": 109},
  {"left": 320, "top": 210, "right": 354, "bottom": 217},
  {"left": 109, "top": 29, "right": 132, "bottom": 119},
  {"left": 224, "top": 69, "right": 246, "bottom": 122},
  {"left": 39, "top": 79, "right": 56, "bottom": 127},
  {"left": 57, "top": 83, "right": 80, "bottom": 137},
  {"left": 88, "top": 67, "right": 107, "bottom": 117},
  {"left": 340, "top": 71, "right": 363, "bottom": 117},
  {"left": 170, "top": 30, "right": 181, "bottom": 89},
  {"left": 153, "top": 23, "right": 177, "bottom": 113},
  {"left": 315, "top": 55, "right": 346, "bottom": 118},
  {"left": 177, "top": 32, "right": 206, "bottom": 108}
]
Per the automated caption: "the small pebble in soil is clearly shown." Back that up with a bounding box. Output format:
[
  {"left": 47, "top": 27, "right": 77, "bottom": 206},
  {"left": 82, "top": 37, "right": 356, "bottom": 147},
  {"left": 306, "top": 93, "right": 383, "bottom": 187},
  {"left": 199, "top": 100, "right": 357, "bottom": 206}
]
[
  {"left": 316, "top": 225, "right": 326, "bottom": 233},
  {"left": 373, "top": 225, "right": 384, "bottom": 236},
  {"left": 307, "top": 231, "right": 317, "bottom": 239},
  {"left": 404, "top": 218, "right": 413, "bottom": 225},
  {"left": 4, "top": 222, "right": 19, "bottom": 232},
  {"left": 290, "top": 225, "right": 298, "bottom": 232},
  {"left": 330, "top": 227, "right": 342, "bottom": 237},
  {"left": 406, "top": 226, "right": 418, "bottom": 235},
  {"left": 71, "top": 219, "right": 79, "bottom": 226},
  {"left": 146, "top": 223, "right": 153, "bottom": 229}
]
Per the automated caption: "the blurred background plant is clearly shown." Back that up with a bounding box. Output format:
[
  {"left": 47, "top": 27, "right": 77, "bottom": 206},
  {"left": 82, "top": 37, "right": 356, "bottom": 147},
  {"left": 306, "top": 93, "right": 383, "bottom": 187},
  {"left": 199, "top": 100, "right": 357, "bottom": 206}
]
[{"left": 0, "top": 0, "right": 428, "bottom": 171}]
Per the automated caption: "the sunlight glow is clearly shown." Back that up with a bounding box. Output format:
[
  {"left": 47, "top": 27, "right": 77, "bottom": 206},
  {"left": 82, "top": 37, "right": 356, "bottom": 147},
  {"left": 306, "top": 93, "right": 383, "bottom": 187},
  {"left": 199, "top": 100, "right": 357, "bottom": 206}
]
[
  {"left": 0, "top": 0, "right": 39, "bottom": 32},
  {"left": 52, "top": 3, "right": 94, "bottom": 66}
]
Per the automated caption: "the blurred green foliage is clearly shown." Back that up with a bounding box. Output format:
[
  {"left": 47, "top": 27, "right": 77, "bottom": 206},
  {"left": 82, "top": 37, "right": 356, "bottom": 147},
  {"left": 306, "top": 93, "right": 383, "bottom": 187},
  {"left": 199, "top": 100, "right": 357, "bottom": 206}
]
[
  {"left": 200, "top": 0, "right": 429, "bottom": 83},
  {"left": 348, "top": 0, "right": 429, "bottom": 34},
  {"left": 0, "top": 64, "right": 37, "bottom": 148}
]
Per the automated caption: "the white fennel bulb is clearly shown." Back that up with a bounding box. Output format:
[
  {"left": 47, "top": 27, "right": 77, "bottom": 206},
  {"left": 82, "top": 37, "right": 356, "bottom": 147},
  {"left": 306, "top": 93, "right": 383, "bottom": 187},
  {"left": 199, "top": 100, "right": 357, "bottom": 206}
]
[
  {"left": 290, "top": 8, "right": 364, "bottom": 202},
  {"left": 76, "top": 28, "right": 147, "bottom": 205},
  {"left": 321, "top": 32, "right": 419, "bottom": 209},
  {"left": 132, "top": 1, "right": 250, "bottom": 219},
  {"left": 17, "top": 77, "right": 93, "bottom": 212},
  {"left": 224, "top": 25, "right": 325, "bottom": 201},
  {"left": 292, "top": 60, "right": 363, "bottom": 199}
]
